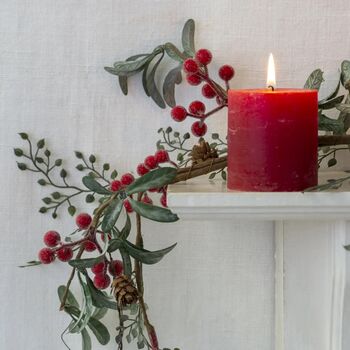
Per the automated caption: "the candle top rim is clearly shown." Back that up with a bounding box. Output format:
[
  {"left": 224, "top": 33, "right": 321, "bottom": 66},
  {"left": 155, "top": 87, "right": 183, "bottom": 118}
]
[{"left": 229, "top": 88, "right": 317, "bottom": 94}]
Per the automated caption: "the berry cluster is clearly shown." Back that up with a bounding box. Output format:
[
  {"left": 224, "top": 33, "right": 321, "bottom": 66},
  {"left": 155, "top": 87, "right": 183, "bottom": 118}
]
[
  {"left": 171, "top": 48, "right": 235, "bottom": 137},
  {"left": 92, "top": 259, "right": 123, "bottom": 289}
]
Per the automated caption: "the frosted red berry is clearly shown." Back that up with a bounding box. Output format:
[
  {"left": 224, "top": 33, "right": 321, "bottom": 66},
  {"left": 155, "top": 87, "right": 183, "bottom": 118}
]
[
  {"left": 191, "top": 121, "right": 208, "bottom": 137},
  {"left": 189, "top": 101, "right": 206, "bottom": 116},
  {"left": 219, "top": 65, "right": 235, "bottom": 81},
  {"left": 160, "top": 193, "right": 167, "bottom": 207},
  {"left": 124, "top": 199, "right": 133, "bottom": 213},
  {"left": 171, "top": 106, "right": 187, "bottom": 122},
  {"left": 93, "top": 274, "right": 111, "bottom": 290},
  {"left": 154, "top": 149, "right": 169, "bottom": 163},
  {"left": 111, "top": 180, "right": 123, "bottom": 192},
  {"left": 84, "top": 240, "right": 96, "bottom": 252},
  {"left": 43, "top": 230, "right": 61, "bottom": 247},
  {"left": 195, "top": 49, "right": 212, "bottom": 65},
  {"left": 144, "top": 155, "right": 158, "bottom": 170},
  {"left": 121, "top": 173, "right": 134, "bottom": 186},
  {"left": 183, "top": 58, "right": 199, "bottom": 74},
  {"left": 202, "top": 84, "right": 216, "bottom": 99},
  {"left": 38, "top": 247, "right": 55, "bottom": 264},
  {"left": 137, "top": 163, "right": 149, "bottom": 176},
  {"left": 142, "top": 194, "right": 153, "bottom": 205},
  {"left": 57, "top": 247, "right": 73, "bottom": 262},
  {"left": 76, "top": 213, "right": 92, "bottom": 230},
  {"left": 186, "top": 74, "right": 202, "bottom": 86},
  {"left": 108, "top": 259, "right": 123, "bottom": 277},
  {"left": 92, "top": 261, "right": 106, "bottom": 275}
]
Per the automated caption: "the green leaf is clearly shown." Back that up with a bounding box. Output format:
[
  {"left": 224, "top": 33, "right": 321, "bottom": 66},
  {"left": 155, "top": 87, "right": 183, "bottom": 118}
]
[
  {"left": 212, "top": 133, "right": 219, "bottom": 140},
  {"left": 37, "top": 139, "right": 45, "bottom": 149},
  {"left": 318, "top": 113, "right": 344, "bottom": 134},
  {"left": 37, "top": 178, "right": 46, "bottom": 185},
  {"left": 164, "top": 43, "right": 186, "bottom": 63},
  {"left": 81, "top": 328, "right": 92, "bottom": 350},
  {"left": 87, "top": 316, "right": 110, "bottom": 345},
  {"left": 110, "top": 170, "right": 118, "bottom": 179},
  {"left": 318, "top": 95, "right": 344, "bottom": 110},
  {"left": 107, "top": 238, "right": 123, "bottom": 253},
  {"left": 209, "top": 172, "right": 216, "bottom": 179},
  {"left": 101, "top": 198, "right": 123, "bottom": 232},
  {"left": 19, "top": 132, "right": 28, "bottom": 140},
  {"left": 14, "top": 148, "right": 23, "bottom": 157},
  {"left": 319, "top": 78, "right": 341, "bottom": 103},
  {"left": 92, "top": 307, "right": 108, "bottom": 320},
  {"left": 105, "top": 55, "right": 151, "bottom": 76},
  {"left": 68, "top": 205, "right": 76, "bottom": 216},
  {"left": 304, "top": 69, "right": 324, "bottom": 90},
  {"left": 328, "top": 158, "right": 337, "bottom": 167},
  {"left": 85, "top": 276, "right": 117, "bottom": 310},
  {"left": 120, "top": 214, "right": 131, "bottom": 239},
  {"left": 147, "top": 52, "right": 166, "bottom": 108},
  {"left": 75, "top": 151, "right": 83, "bottom": 159},
  {"left": 129, "top": 198, "right": 178, "bottom": 222},
  {"left": 337, "top": 94, "right": 350, "bottom": 132},
  {"left": 103, "top": 163, "right": 110, "bottom": 171},
  {"left": 85, "top": 194, "right": 95, "bottom": 203},
  {"left": 76, "top": 164, "right": 84, "bottom": 171},
  {"left": 60, "top": 169, "right": 67, "bottom": 178},
  {"left": 221, "top": 170, "right": 227, "bottom": 181},
  {"left": 126, "top": 167, "right": 177, "bottom": 195},
  {"left": 142, "top": 62, "right": 151, "bottom": 97},
  {"left": 39, "top": 207, "right": 47, "bottom": 213},
  {"left": 137, "top": 340, "right": 145, "bottom": 349},
  {"left": 88, "top": 154, "right": 96, "bottom": 163},
  {"left": 51, "top": 192, "right": 60, "bottom": 199},
  {"left": 69, "top": 255, "right": 105, "bottom": 270},
  {"left": 58, "top": 285, "right": 80, "bottom": 308},
  {"left": 82, "top": 176, "right": 112, "bottom": 195},
  {"left": 120, "top": 247, "right": 132, "bottom": 276},
  {"left": 182, "top": 19, "right": 196, "bottom": 56},
  {"left": 119, "top": 76, "right": 128, "bottom": 95},
  {"left": 42, "top": 197, "right": 52, "bottom": 204},
  {"left": 17, "top": 162, "right": 27, "bottom": 170},
  {"left": 336, "top": 103, "right": 350, "bottom": 114},
  {"left": 123, "top": 240, "right": 177, "bottom": 265},
  {"left": 55, "top": 159, "right": 62, "bottom": 166},
  {"left": 341, "top": 60, "right": 350, "bottom": 89},
  {"left": 345, "top": 244, "right": 350, "bottom": 251},
  {"left": 163, "top": 66, "right": 182, "bottom": 107}
]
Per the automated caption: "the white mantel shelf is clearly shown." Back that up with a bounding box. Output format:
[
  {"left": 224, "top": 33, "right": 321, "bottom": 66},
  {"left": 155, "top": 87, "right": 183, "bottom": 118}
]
[{"left": 168, "top": 171, "right": 350, "bottom": 220}]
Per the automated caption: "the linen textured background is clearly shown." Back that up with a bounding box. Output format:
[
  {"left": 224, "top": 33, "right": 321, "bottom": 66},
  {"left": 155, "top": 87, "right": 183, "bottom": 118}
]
[{"left": 1, "top": 0, "right": 350, "bottom": 349}]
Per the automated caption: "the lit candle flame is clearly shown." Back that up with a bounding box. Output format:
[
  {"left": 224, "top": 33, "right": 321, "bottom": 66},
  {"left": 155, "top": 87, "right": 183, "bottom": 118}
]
[{"left": 267, "top": 53, "right": 276, "bottom": 89}]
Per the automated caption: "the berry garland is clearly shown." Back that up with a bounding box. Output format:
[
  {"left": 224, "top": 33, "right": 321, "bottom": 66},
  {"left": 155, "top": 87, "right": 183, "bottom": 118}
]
[{"left": 15, "top": 19, "right": 350, "bottom": 350}]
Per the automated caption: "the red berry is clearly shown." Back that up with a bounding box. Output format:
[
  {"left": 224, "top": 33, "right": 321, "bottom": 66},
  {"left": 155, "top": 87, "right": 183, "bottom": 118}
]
[
  {"left": 154, "top": 150, "right": 169, "bottom": 163},
  {"left": 144, "top": 155, "right": 158, "bottom": 170},
  {"left": 121, "top": 173, "right": 134, "bottom": 186},
  {"left": 186, "top": 74, "right": 202, "bottom": 86},
  {"left": 191, "top": 121, "right": 208, "bottom": 137},
  {"left": 75, "top": 213, "right": 92, "bottom": 230},
  {"left": 93, "top": 274, "right": 111, "bottom": 290},
  {"left": 160, "top": 193, "right": 167, "bottom": 207},
  {"left": 183, "top": 58, "right": 199, "bottom": 73},
  {"left": 142, "top": 194, "right": 153, "bottom": 205},
  {"left": 38, "top": 247, "right": 55, "bottom": 264},
  {"left": 219, "top": 64, "right": 235, "bottom": 81},
  {"left": 124, "top": 199, "right": 133, "bottom": 213},
  {"left": 84, "top": 240, "right": 96, "bottom": 252},
  {"left": 137, "top": 163, "right": 150, "bottom": 176},
  {"left": 111, "top": 180, "right": 123, "bottom": 192},
  {"left": 189, "top": 101, "right": 206, "bottom": 116},
  {"left": 195, "top": 49, "right": 212, "bottom": 65},
  {"left": 43, "top": 230, "right": 61, "bottom": 247},
  {"left": 108, "top": 259, "right": 123, "bottom": 277},
  {"left": 202, "top": 84, "right": 216, "bottom": 99},
  {"left": 171, "top": 106, "right": 187, "bottom": 122},
  {"left": 91, "top": 261, "right": 106, "bottom": 275},
  {"left": 57, "top": 247, "right": 73, "bottom": 262}
]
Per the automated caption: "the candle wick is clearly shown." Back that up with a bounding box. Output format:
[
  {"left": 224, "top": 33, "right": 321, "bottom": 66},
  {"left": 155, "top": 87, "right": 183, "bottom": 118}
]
[{"left": 268, "top": 85, "right": 275, "bottom": 91}]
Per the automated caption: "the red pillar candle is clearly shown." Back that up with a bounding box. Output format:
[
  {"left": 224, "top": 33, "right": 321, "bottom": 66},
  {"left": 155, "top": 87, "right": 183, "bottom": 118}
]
[{"left": 227, "top": 88, "right": 318, "bottom": 191}]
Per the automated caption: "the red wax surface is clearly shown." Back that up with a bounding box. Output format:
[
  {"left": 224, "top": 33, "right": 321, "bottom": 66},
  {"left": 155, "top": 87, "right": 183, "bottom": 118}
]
[{"left": 227, "top": 89, "right": 318, "bottom": 191}]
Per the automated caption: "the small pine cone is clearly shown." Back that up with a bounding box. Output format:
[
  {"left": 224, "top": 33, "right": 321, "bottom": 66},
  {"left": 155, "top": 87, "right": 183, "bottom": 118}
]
[{"left": 112, "top": 275, "right": 138, "bottom": 306}]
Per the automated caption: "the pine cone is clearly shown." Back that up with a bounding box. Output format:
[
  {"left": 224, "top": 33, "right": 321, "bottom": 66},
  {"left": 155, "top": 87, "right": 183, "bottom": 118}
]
[{"left": 112, "top": 275, "right": 138, "bottom": 306}]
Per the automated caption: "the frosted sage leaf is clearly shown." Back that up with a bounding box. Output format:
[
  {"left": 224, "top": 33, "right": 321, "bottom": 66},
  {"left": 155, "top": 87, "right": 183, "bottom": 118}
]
[
  {"left": 318, "top": 113, "right": 344, "bottom": 134},
  {"left": 120, "top": 247, "right": 132, "bottom": 276},
  {"left": 85, "top": 275, "right": 117, "bottom": 310},
  {"left": 318, "top": 95, "right": 344, "bottom": 110},
  {"left": 126, "top": 167, "right": 177, "bottom": 195},
  {"left": 58, "top": 285, "right": 80, "bottom": 308},
  {"left": 336, "top": 103, "right": 350, "bottom": 114},
  {"left": 101, "top": 198, "right": 123, "bottom": 232},
  {"left": 163, "top": 66, "right": 182, "bottom": 107},
  {"left": 107, "top": 238, "right": 123, "bottom": 253},
  {"left": 147, "top": 51, "right": 166, "bottom": 108},
  {"left": 338, "top": 94, "right": 350, "bottom": 132},
  {"left": 328, "top": 158, "right": 337, "bottom": 167},
  {"left": 87, "top": 316, "right": 110, "bottom": 345},
  {"left": 341, "top": 60, "right": 350, "bottom": 88},
  {"left": 105, "top": 55, "right": 151, "bottom": 76},
  {"left": 120, "top": 214, "right": 131, "bottom": 239},
  {"left": 129, "top": 198, "right": 178, "bottom": 222},
  {"left": 304, "top": 69, "right": 324, "bottom": 90},
  {"left": 81, "top": 328, "right": 92, "bottom": 350},
  {"left": 82, "top": 176, "right": 111, "bottom": 195},
  {"left": 123, "top": 240, "right": 177, "bottom": 265},
  {"left": 92, "top": 307, "right": 108, "bottom": 320},
  {"left": 69, "top": 254, "right": 105, "bottom": 270},
  {"left": 182, "top": 19, "right": 195, "bottom": 56},
  {"left": 142, "top": 62, "right": 151, "bottom": 96},
  {"left": 318, "top": 78, "right": 340, "bottom": 104},
  {"left": 164, "top": 43, "right": 186, "bottom": 63}
]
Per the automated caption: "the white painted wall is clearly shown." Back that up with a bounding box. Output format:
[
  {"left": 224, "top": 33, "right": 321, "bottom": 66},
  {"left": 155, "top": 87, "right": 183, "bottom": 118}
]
[{"left": 1, "top": 1, "right": 350, "bottom": 349}]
